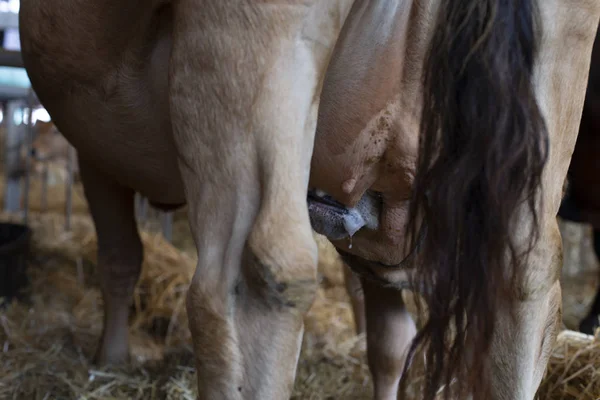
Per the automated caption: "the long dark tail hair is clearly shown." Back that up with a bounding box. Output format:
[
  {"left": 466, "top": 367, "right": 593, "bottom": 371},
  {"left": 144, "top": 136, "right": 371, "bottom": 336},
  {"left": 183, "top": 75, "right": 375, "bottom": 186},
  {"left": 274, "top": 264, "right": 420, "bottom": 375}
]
[{"left": 402, "top": 1, "right": 548, "bottom": 399}]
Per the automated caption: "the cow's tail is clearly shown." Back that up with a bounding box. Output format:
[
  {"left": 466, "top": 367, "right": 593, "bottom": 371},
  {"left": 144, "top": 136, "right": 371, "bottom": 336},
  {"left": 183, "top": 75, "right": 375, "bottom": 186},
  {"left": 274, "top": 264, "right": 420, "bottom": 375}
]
[{"left": 401, "top": 1, "right": 548, "bottom": 399}]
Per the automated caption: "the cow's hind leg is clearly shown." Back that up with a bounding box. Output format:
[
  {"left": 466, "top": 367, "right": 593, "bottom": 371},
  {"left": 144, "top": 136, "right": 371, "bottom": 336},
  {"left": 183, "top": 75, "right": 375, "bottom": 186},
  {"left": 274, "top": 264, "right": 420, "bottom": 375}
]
[
  {"left": 78, "top": 159, "right": 142, "bottom": 364},
  {"left": 474, "top": 218, "right": 562, "bottom": 400},
  {"left": 579, "top": 229, "right": 600, "bottom": 334},
  {"left": 169, "top": 3, "right": 328, "bottom": 398},
  {"left": 361, "top": 278, "right": 415, "bottom": 400},
  {"left": 344, "top": 263, "right": 416, "bottom": 400},
  {"left": 479, "top": 221, "right": 563, "bottom": 399},
  {"left": 343, "top": 264, "right": 366, "bottom": 334},
  {"left": 479, "top": 3, "right": 599, "bottom": 398}
]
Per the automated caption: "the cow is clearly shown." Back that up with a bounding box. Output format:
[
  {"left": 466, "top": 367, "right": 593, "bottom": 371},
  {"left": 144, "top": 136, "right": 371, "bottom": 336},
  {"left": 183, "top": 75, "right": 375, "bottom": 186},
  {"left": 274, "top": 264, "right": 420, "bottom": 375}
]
[
  {"left": 558, "top": 26, "right": 600, "bottom": 336},
  {"left": 18, "top": 1, "right": 600, "bottom": 399}
]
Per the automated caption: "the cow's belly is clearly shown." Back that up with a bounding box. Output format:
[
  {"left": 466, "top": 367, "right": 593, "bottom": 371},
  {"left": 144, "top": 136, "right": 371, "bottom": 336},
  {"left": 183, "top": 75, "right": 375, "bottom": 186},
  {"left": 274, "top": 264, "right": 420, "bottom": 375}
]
[
  {"left": 19, "top": 0, "right": 184, "bottom": 206},
  {"left": 52, "top": 92, "right": 185, "bottom": 206},
  {"left": 20, "top": 3, "right": 185, "bottom": 206},
  {"left": 27, "top": 64, "right": 184, "bottom": 205},
  {"left": 40, "top": 71, "right": 186, "bottom": 205}
]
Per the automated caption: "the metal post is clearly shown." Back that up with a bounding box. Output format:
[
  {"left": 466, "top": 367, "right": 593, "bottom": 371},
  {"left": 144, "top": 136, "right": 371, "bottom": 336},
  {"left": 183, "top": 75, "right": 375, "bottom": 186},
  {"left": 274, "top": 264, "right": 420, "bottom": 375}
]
[
  {"left": 65, "top": 145, "right": 75, "bottom": 231},
  {"left": 161, "top": 211, "right": 173, "bottom": 242},
  {"left": 41, "top": 162, "right": 48, "bottom": 211},
  {"left": 3, "top": 99, "right": 22, "bottom": 213}
]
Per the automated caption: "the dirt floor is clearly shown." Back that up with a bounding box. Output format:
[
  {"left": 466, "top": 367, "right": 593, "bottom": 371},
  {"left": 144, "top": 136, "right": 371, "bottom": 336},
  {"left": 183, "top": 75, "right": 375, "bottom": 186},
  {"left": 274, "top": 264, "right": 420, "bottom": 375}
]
[{"left": 0, "top": 171, "right": 598, "bottom": 399}]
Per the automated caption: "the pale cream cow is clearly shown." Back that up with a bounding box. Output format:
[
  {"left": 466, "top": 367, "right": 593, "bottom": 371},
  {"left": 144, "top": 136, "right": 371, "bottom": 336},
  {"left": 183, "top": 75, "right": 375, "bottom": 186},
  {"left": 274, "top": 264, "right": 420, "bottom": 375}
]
[{"left": 18, "top": 0, "right": 600, "bottom": 399}]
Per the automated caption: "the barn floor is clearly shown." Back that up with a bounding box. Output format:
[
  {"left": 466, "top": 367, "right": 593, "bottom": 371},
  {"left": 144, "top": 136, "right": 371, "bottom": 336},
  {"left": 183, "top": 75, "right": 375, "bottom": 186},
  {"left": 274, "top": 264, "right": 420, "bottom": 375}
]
[{"left": 0, "top": 177, "right": 598, "bottom": 399}]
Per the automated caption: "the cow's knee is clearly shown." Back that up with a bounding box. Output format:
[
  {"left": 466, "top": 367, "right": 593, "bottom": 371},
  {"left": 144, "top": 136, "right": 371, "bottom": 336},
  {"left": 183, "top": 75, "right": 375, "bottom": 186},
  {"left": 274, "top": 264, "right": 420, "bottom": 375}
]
[
  {"left": 481, "top": 219, "right": 563, "bottom": 398},
  {"left": 97, "top": 236, "right": 143, "bottom": 298},
  {"left": 186, "top": 212, "right": 318, "bottom": 311},
  {"left": 517, "top": 220, "right": 562, "bottom": 301},
  {"left": 243, "top": 218, "right": 319, "bottom": 314},
  {"left": 184, "top": 207, "right": 318, "bottom": 397}
]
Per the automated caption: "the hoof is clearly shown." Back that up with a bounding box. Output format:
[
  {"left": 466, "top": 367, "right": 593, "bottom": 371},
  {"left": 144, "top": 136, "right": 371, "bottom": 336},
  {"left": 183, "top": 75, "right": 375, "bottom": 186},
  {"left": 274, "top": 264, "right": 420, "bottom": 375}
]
[{"left": 93, "top": 343, "right": 131, "bottom": 366}]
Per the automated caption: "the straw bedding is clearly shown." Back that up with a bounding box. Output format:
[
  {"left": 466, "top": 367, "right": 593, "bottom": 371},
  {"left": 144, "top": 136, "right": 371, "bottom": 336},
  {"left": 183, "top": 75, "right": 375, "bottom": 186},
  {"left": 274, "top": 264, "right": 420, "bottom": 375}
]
[
  {"left": 0, "top": 211, "right": 376, "bottom": 400},
  {"left": 0, "top": 176, "right": 598, "bottom": 399}
]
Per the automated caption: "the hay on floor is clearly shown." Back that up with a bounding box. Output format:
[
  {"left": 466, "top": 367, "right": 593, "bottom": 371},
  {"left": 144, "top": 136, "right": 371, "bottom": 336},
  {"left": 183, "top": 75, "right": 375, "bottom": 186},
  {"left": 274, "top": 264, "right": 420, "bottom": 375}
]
[
  {"left": 0, "top": 212, "right": 197, "bottom": 399},
  {"left": 538, "top": 330, "right": 600, "bottom": 400},
  {"left": 0, "top": 211, "right": 597, "bottom": 399}
]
